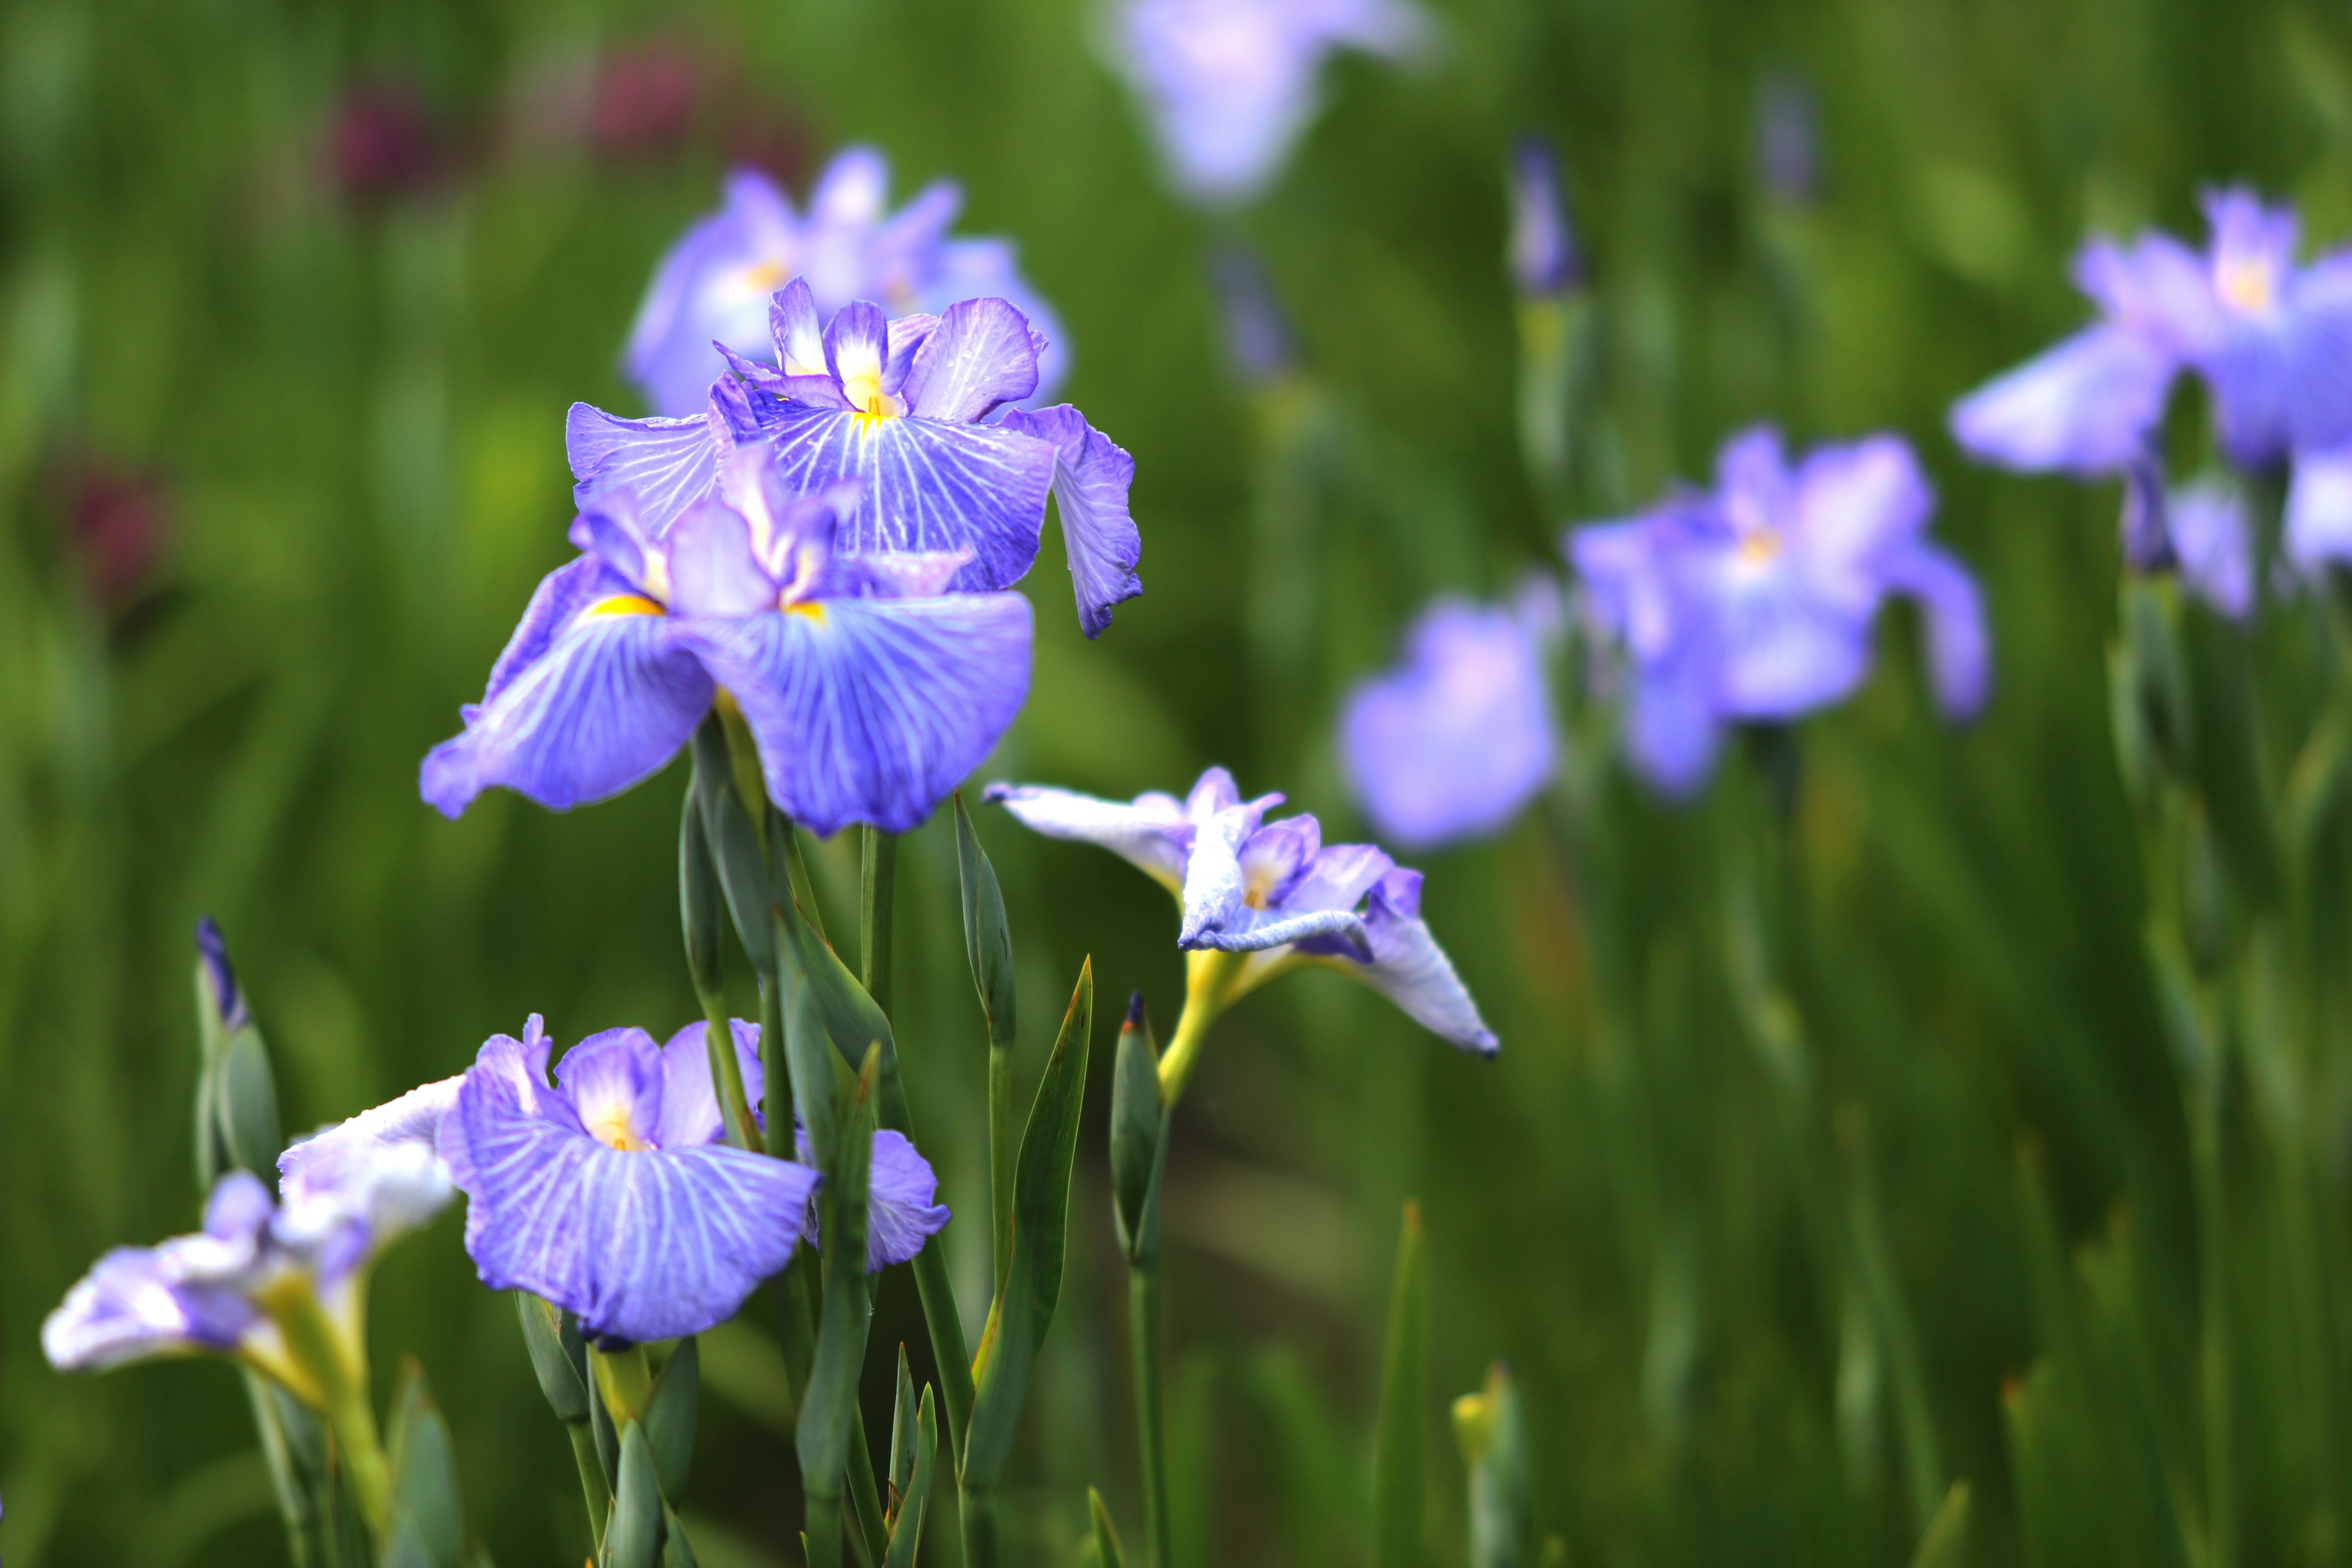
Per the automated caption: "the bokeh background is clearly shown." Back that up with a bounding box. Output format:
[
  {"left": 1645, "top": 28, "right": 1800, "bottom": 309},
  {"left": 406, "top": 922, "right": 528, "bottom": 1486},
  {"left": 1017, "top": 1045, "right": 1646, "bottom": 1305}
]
[{"left": 6, "top": 0, "right": 2352, "bottom": 1563}]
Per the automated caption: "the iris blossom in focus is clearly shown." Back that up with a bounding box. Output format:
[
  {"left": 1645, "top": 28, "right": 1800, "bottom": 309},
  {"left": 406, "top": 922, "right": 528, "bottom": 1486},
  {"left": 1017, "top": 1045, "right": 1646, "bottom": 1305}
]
[
  {"left": 625, "top": 146, "right": 1066, "bottom": 417},
  {"left": 1570, "top": 426, "right": 1988, "bottom": 796}
]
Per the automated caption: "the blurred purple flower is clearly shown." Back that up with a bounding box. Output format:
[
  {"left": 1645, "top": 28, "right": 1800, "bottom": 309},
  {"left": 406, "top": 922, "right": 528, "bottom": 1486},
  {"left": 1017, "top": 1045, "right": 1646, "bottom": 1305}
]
[
  {"left": 1509, "top": 137, "right": 1580, "bottom": 297},
  {"left": 2286, "top": 444, "right": 2352, "bottom": 573},
  {"left": 624, "top": 146, "right": 1066, "bottom": 417},
  {"left": 1111, "top": 0, "right": 1428, "bottom": 205},
  {"left": 1755, "top": 72, "right": 1822, "bottom": 205},
  {"left": 421, "top": 450, "right": 1033, "bottom": 834},
  {"left": 1951, "top": 188, "right": 2352, "bottom": 475},
  {"left": 1208, "top": 246, "right": 1297, "bottom": 384},
  {"left": 2166, "top": 475, "right": 2255, "bottom": 620},
  {"left": 987, "top": 767, "right": 1498, "bottom": 1052},
  {"left": 590, "top": 45, "right": 702, "bottom": 161},
  {"left": 1340, "top": 578, "right": 1561, "bottom": 851},
  {"left": 1569, "top": 426, "right": 1988, "bottom": 796}
]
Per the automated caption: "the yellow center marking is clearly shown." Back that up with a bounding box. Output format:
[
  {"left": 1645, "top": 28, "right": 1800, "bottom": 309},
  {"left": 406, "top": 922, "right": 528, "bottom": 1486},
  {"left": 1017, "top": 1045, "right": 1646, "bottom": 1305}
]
[
  {"left": 742, "top": 260, "right": 788, "bottom": 292},
  {"left": 584, "top": 1102, "right": 652, "bottom": 1152},
  {"left": 587, "top": 594, "right": 664, "bottom": 617},
  {"left": 2215, "top": 256, "right": 2277, "bottom": 314},
  {"left": 786, "top": 601, "right": 828, "bottom": 625},
  {"left": 1736, "top": 529, "right": 1783, "bottom": 566}
]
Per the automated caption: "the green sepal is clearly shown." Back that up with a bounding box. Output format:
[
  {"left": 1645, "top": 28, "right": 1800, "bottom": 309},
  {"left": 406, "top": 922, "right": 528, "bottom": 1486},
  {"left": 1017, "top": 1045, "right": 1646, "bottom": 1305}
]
[
  {"left": 1454, "top": 1362, "right": 1529, "bottom": 1568},
  {"left": 387, "top": 1360, "right": 466, "bottom": 1568},
  {"left": 1109, "top": 995, "right": 1166, "bottom": 1267},
  {"left": 1087, "top": 1487, "right": 1127, "bottom": 1568},
  {"left": 952, "top": 794, "right": 1017, "bottom": 1051},
  {"left": 217, "top": 1028, "right": 285, "bottom": 1177},
  {"left": 644, "top": 1338, "right": 700, "bottom": 1499},
  {"left": 963, "top": 960, "right": 1095, "bottom": 1488},
  {"left": 1907, "top": 1480, "right": 1972, "bottom": 1568},
  {"left": 662, "top": 1506, "right": 698, "bottom": 1568},
  {"left": 516, "top": 1294, "right": 592, "bottom": 1427},
  {"left": 590, "top": 1355, "right": 621, "bottom": 1490},
  {"left": 889, "top": 1345, "right": 919, "bottom": 1497},
  {"left": 881, "top": 1385, "right": 938, "bottom": 1568},
  {"left": 796, "top": 1045, "right": 878, "bottom": 1492},
  {"left": 604, "top": 1421, "right": 665, "bottom": 1568},
  {"left": 1373, "top": 1202, "right": 1428, "bottom": 1568}
]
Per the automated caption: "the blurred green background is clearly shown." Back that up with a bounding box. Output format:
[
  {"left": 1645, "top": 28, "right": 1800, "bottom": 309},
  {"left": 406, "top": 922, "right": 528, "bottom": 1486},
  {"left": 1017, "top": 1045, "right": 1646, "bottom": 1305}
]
[{"left": 8, "top": 0, "right": 2352, "bottom": 1562}]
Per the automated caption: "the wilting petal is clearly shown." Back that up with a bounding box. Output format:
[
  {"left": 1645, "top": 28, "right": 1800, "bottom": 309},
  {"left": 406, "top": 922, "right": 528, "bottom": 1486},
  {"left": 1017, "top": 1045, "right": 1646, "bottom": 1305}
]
[
  {"left": 1949, "top": 324, "right": 2176, "bottom": 477},
  {"left": 1880, "top": 542, "right": 1992, "bottom": 718},
  {"left": 1000, "top": 405, "right": 1143, "bottom": 637},
  {"left": 654, "top": 1020, "right": 765, "bottom": 1149},
  {"left": 2286, "top": 443, "right": 2352, "bottom": 570},
  {"left": 2165, "top": 478, "right": 2255, "bottom": 621},
  {"left": 864, "top": 1129, "right": 951, "bottom": 1270},
  {"left": 762, "top": 404, "right": 1057, "bottom": 592},
  {"left": 566, "top": 405, "right": 726, "bottom": 540},
  {"left": 682, "top": 593, "right": 1032, "bottom": 836},
  {"left": 1317, "top": 869, "right": 1498, "bottom": 1054},
  {"left": 900, "top": 298, "right": 1042, "bottom": 424},
  {"left": 421, "top": 600, "right": 711, "bottom": 818},
  {"left": 981, "top": 783, "right": 1196, "bottom": 891}
]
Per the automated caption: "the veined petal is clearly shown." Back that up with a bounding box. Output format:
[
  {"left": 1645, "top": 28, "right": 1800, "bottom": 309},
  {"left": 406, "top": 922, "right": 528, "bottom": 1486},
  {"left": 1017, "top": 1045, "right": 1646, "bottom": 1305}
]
[
  {"left": 769, "top": 279, "right": 827, "bottom": 377},
  {"left": 900, "top": 297, "right": 1042, "bottom": 423},
  {"left": 476, "top": 556, "right": 633, "bottom": 715},
  {"left": 1880, "top": 541, "right": 1992, "bottom": 719},
  {"left": 566, "top": 404, "right": 726, "bottom": 540},
  {"left": 762, "top": 405, "right": 1055, "bottom": 592},
  {"left": 824, "top": 301, "right": 891, "bottom": 407},
  {"left": 1000, "top": 405, "right": 1144, "bottom": 637},
  {"left": 279, "top": 1075, "right": 464, "bottom": 1210},
  {"left": 1323, "top": 869, "right": 1498, "bottom": 1054},
  {"left": 655, "top": 1020, "right": 765, "bottom": 1149},
  {"left": 681, "top": 592, "right": 1033, "bottom": 836},
  {"left": 980, "top": 783, "right": 1195, "bottom": 891},
  {"left": 1949, "top": 324, "right": 2176, "bottom": 476},
  {"left": 864, "top": 1129, "right": 951, "bottom": 1270},
  {"left": 1183, "top": 903, "right": 1366, "bottom": 954},
  {"left": 421, "top": 601, "right": 711, "bottom": 818}
]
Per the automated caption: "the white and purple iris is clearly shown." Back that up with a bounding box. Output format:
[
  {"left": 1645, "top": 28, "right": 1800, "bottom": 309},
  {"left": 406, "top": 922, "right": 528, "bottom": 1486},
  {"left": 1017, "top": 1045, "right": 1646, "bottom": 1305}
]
[
  {"left": 571, "top": 278, "right": 1140, "bottom": 638},
  {"left": 986, "top": 766, "right": 1498, "bottom": 1054},
  {"left": 1111, "top": 0, "right": 1428, "bottom": 205},
  {"left": 1340, "top": 578, "right": 1562, "bottom": 851},
  {"left": 420, "top": 445, "right": 1032, "bottom": 835},
  {"left": 1570, "top": 426, "right": 1989, "bottom": 797},
  {"left": 624, "top": 146, "right": 1066, "bottom": 419}
]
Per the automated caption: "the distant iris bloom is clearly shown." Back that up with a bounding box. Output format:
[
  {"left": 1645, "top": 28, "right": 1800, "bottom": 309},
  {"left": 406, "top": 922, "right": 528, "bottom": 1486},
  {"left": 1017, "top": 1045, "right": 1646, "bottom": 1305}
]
[
  {"left": 2288, "top": 444, "right": 2352, "bottom": 572},
  {"left": 1340, "top": 578, "right": 1561, "bottom": 851},
  {"left": 1508, "top": 137, "right": 1580, "bottom": 298},
  {"left": 420, "top": 449, "right": 1031, "bottom": 835},
  {"left": 1111, "top": 0, "right": 1427, "bottom": 205},
  {"left": 987, "top": 766, "right": 1498, "bottom": 1054},
  {"left": 1570, "top": 426, "right": 1988, "bottom": 796},
  {"left": 1951, "top": 189, "right": 2352, "bottom": 475},
  {"left": 571, "top": 278, "right": 1142, "bottom": 638},
  {"left": 625, "top": 147, "right": 1065, "bottom": 417},
  {"left": 45, "top": 1153, "right": 450, "bottom": 1393}
]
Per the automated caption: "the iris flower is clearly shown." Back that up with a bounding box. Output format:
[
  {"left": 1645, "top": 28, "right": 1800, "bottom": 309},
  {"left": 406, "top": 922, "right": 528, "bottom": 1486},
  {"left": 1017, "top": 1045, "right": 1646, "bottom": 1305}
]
[
  {"left": 624, "top": 147, "right": 1065, "bottom": 418},
  {"left": 420, "top": 447, "right": 1031, "bottom": 835},
  {"left": 1570, "top": 426, "right": 1988, "bottom": 796},
  {"left": 1951, "top": 189, "right": 2352, "bottom": 475},
  {"left": 986, "top": 767, "right": 1498, "bottom": 1062},
  {"left": 571, "top": 279, "right": 1142, "bottom": 638},
  {"left": 1111, "top": 0, "right": 1428, "bottom": 205},
  {"left": 1339, "top": 578, "right": 1561, "bottom": 851},
  {"left": 1508, "top": 137, "right": 1580, "bottom": 298}
]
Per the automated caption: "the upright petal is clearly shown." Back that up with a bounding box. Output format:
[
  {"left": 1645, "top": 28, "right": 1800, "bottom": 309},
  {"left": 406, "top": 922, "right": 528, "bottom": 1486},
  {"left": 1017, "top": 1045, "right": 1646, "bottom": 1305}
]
[
  {"left": 769, "top": 278, "right": 827, "bottom": 377},
  {"left": 625, "top": 170, "right": 801, "bottom": 417},
  {"left": 981, "top": 783, "right": 1196, "bottom": 891},
  {"left": 566, "top": 405, "right": 726, "bottom": 540},
  {"left": 421, "top": 603, "right": 711, "bottom": 818},
  {"left": 1790, "top": 435, "right": 1934, "bottom": 616},
  {"left": 682, "top": 592, "right": 1033, "bottom": 836},
  {"left": 1949, "top": 324, "right": 2177, "bottom": 477},
  {"left": 1319, "top": 869, "right": 1499, "bottom": 1054},
  {"left": 655, "top": 1020, "right": 766, "bottom": 1149},
  {"left": 1000, "top": 405, "right": 1144, "bottom": 637},
  {"left": 926, "top": 236, "right": 1071, "bottom": 399},
  {"left": 900, "top": 298, "right": 1042, "bottom": 424},
  {"left": 823, "top": 301, "right": 891, "bottom": 410},
  {"left": 761, "top": 404, "right": 1057, "bottom": 592},
  {"left": 663, "top": 497, "right": 778, "bottom": 619},
  {"left": 1880, "top": 542, "right": 1992, "bottom": 719}
]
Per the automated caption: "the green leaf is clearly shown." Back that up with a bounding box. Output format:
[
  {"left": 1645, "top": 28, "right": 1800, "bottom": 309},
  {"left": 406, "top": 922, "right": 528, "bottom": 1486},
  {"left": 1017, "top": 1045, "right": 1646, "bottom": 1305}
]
[
  {"left": 217, "top": 1027, "right": 284, "bottom": 1175},
  {"left": 703, "top": 782, "right": 780, "bottom": 979},
  {"left": 795, "top": 1046, "right": 878, "bottom": 1495},
  {"left": 889, "top": 1346, "right": 919, "bottom": 1497},
  {"left": 605, "top": 1422, "right": 664, "bottom": 1568},
  {"left": 388, "top": 1362, "right": 465, "bottom": 1568},
  {"left": 784, "top": 965, "right": 841, "bottom": 1172},
  {"left": 880, "top": 1386, "right": 937, "bottom": 1568},
  {"left": 244, "top": 1369, "right": 331, "bottom": 1568},
  {"left": 1087, "top": 1488, "right": 1126, "bottom": 1568},
  {"left": 662, "top": 1506, "right": 699, "bottom": 1568},
  {"left": 1907, "top": 1481, "right": 1970, "bottom": 1568},
  {"left": 782, "top": 890, "right": 897, "bottom": 1077},
  {"left": 963, "top": 959, "right": 1095, "bottom": 1488},
  {"left": 1372, "top": 1202, "right": 1427, "bottom": 1568},
  {"left": 644, "top": 1338, "right": 700, "bottom": 1499},
  {"left": 515, "top": 1294, "right": 592, "bottom": 1427},
  {"left": 1109, "top": 994, "right": 1166, "bottom": 1267},
  {"left": 953, "top": 794, "right": 1017, "bottom": 1051},
  {"left": 590, "top": 1357, "right": 620, "bottom": 1491},
  {"left": 379, "top": 1515, "right": 440, "bottom": 1568},
  {"left": 679, "top": 788, "right": 724, "bottom": 998}
]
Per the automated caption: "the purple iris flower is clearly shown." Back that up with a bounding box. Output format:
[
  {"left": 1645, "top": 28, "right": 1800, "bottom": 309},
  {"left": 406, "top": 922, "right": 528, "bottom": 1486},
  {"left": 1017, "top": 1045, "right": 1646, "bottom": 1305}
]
[
  {"left": 1339, "top": 577, "right": 1561, "bottom": 851},
  {"left": 2286, "top": 442, "right": 2352, "bottom": 575},
  {"left": 45, "top": 1152, "right": 451, "bottom": 1379},
  {"left": 1570, "top": 426, "right": 1988, "bottom": 796},
  {"left": 1951, "top": 188, "right": 2352, "bottom": 475},
  {"left": 624, "top": 147, "right": 1066, "bottom": 418},
  {"left": 1111, "top": 0, "right": 1428, "bottom": 205},
  {"left": 1509, "top": 137, "right": 1580, "bottom": 298},
  {"left": 572, "top": 278, "right": 1142, "bottom": 638},
  {"left": 986, "top": 767, "right": 1497, "bottom": 1053},
  {"left": 420, "top": 447, "right": 1032, "bottom": 835}
]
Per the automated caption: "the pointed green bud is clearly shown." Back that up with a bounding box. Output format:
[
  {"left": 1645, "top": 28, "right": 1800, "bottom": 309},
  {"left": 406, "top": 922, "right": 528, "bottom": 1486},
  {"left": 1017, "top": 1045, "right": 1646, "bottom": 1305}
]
[{"left": 1110, "top": 993, "right": 1167, "bottom": 1267}]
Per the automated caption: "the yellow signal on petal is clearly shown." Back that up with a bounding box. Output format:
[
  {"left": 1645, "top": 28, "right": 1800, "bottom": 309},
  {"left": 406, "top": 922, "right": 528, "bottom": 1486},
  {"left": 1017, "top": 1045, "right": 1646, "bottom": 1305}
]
[
  {"left": 786, "top": 601, "right": 829, "bottom": 626},
  {"left": 587, "top": 594, "right": 665, "bottom": 617}
]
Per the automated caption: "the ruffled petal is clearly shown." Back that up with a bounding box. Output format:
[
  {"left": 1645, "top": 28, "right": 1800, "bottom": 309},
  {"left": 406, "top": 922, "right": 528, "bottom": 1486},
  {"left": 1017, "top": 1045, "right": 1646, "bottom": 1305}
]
[
  {"left": 1948, "top": 324, "right": 2176, "bottom": 477},
  {"left": 421, "top": 601, "right": 712, "bottom": 818},
  {"left": 565, "top": 404, "right": 726, "bottom": 540},
  {"left": 761, "top": 405, "right": 1057, "bottom": 594},
  {"left": 864, "top": 1129, "right": 951, "bottom": 1270},
  {"left": 680, "top": 593, "right": 1032, "bottom": 836},
  {"left": 1880, "top": 541, "right": 1993, "bottom": 718},
  {"left": 1319, "top": 869, "right": 1498, "bottom": 1054},
  {"left": 900, "top": 298, "right": 1042, "bottom": 424},
  {"left": 1000, "top": 405, "right": 1143, "bottom": 637},
  {"left": 981, "top": 783, "right": 1195, "bottom": 891}
]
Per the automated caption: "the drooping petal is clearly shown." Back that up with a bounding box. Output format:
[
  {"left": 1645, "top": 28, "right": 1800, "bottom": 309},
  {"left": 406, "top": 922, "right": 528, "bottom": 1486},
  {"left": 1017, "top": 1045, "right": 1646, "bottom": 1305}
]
[
  {"left": 1624, "top": 651, "right": 1721, "bottom": 799},
  {"left": 2286, "top": 443, "right": 2352, "bottom": 571},
  {"left": 900, "top": 297, "right": 1042, "bottom": 424},
  {"left": 1948, "top": 324, "right": 2177, "bottom": 477},
  {"left": 761, "top": 404, "right": 1057, "bottom": 592},
  {"left": 2165, "top": 477, "right": 2255, "bottom": 621},
  {"left": 469, "top": 556, "right": 634, "bottom": 719},
  {"left": 279, "top": 1074, "right": 464, "bottom": 1210},
  {"left": 43, "top": 1248, "right": 240, "bottom": 1370},
  {"left": 981, "top": 783, "right": 1196, "bottom": 892},
  {"left": 421, "top": 599, "right": 712, "bottom": 818},
  {"left": 1316, "top": 869, "right": 1498, "bottom": 1054},
  {"left": 1880, "top": 542, "right": 1992, "bottom": 719},
  {"left": 1790, "top": 435, "right": 1935, "bottom": 617},
  {"left": 566, "top": 405, "right": 726, "bottom": 540},
  {"left": 864, "top": 1129, "right": 951, "bottom": 1270},
  {"left": 681, "top": 592, "right": 1033, "bottom": 836},
  {"left": 999, "top": 405, "right": 1144, "bottom": 637},
  {"left": 654, "top": 1020, "right": 766, "bottom": 1150}
]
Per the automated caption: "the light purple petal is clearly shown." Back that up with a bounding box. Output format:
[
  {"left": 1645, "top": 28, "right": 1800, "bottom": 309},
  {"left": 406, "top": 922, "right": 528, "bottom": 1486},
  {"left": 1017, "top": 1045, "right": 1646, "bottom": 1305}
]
[
  {"left": 981, "top": 783, "right": 1196, "bottom": 891},
  {"left": 663, "top": 497, "right": 778, "bottom": 619},
  {"left": 2288, "top": 444, "right": 2352, "bottom": 571},
  {"left": 900, "top": 297, "right": 1042, "bottom": 424},
  {"left": 925, "top": 237, "right": 1071, "bottom": 400},
  {"left": 1626, "top": 653, "right": 1721, "bottom": 799},
  {"left": 475, "top": 556, "right": 632, "bottom": 715},
  {"left": 999, "top": 405, "right": 1143, "bottom": 637},
  {"left": 1880, "top": 542, "right": 1992, "bottom": 718},
  {"left": 1789, "top": 435, "right": 1934, "bottom": 617},
  {"left": 1709, "top": 561, "right": 1872, "bottom": 720},
  {"left": 625, "top": 170, "right": 801, "bottom": 418},
  {"left": 43, "top": 1248, "right": 235, "bottom": 1370},
  {"left": 770, "top": 279, "right": 826, "bottom": 376},
  {"left": 1177, "top": 801, "right": 1268, "bottom": 946},
  {"left": 864, "top": 1129, "right": 951, "bottom": 1270},
  {"left": 1323, "top": 869, "right": 1498, "bottom": 1054},
  {"left": 1949, "top": 324, "right": 2177, "bottom": 477},
  {"left": 655, "top": 1020, "right": 765, "bottom": 1150},
  {"left": 566, "top": 405, "right": 726, "bottom": 540},
  {"left": 279, "top": 1075, "right": 463, "bottom": 1210},
  {"left": 2165, "top": 477, "right": 2255, "bottom": 621},
  {"left": 680, "top": 592, "right": 1033, "bottom": 837}
]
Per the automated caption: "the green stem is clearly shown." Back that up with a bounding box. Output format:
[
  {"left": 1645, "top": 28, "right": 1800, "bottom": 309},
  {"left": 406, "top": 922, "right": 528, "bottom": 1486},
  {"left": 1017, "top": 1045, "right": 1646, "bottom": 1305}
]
[
  {"left": 1131, "top": 1262, "right": 1173, "bottom": 1568},
  {"left": 805, "top": 1487, "right": 846, "bottom": 1568},
  {"left": 959, "top": 1482, "right": 1002, "bottom": 1568},
  {"left": 568, "top": 1423, "right": 611, "bottom": 1555},
  {"left": 269, "top": 1292, "right": 393, "bottom": 1540},
  {"left": 989, "top": 1039, "right": 1017, "bottom": 1301},
  {"left": 1155, "top": 951, "right": 1238, "bottom": 1106},
  {"left": 591, "top": 1343, "right": 655, "bottom": 1427},
  {"left": 861, "top": 828, "right": 896, "bottom": 1017},
  {"left": 910, "top": 1240, "right": 974, "bottom": 1471},
  {"left": 2192, "top": 1077, "right": 2234, "bottom": 1568}
]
